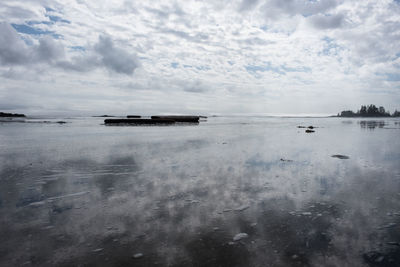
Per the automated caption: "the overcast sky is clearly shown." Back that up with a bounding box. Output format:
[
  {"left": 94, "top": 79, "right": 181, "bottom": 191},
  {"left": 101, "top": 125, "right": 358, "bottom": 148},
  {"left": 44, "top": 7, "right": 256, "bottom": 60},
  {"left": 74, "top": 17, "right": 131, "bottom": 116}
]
[{"left": 1, "top": 0, "right": 400, "bottom": 115}]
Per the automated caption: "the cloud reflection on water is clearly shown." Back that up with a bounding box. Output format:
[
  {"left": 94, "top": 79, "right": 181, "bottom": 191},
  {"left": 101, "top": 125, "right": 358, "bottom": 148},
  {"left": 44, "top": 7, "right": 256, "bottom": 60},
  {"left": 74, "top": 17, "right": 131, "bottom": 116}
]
[{"left": 0, "top": 117, "right": 400, "bottom": 266}]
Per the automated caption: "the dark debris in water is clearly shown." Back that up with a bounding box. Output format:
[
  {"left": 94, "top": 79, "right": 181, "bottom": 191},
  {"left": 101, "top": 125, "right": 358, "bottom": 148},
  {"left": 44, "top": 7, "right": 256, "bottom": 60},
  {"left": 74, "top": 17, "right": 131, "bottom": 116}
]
[
  {"left": 297, "top": 125, "right": 316, "bottom": 129},
  {"left": 331, "top": 155, "right": 350, "bottom": 159}
]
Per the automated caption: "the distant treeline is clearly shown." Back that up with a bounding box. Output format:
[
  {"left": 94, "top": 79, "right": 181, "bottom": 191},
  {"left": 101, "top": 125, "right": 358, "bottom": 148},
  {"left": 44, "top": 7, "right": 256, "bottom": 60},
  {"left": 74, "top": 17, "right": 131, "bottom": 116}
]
[{"left": 338, "top": 105, "right": 400, "bottom": 117}]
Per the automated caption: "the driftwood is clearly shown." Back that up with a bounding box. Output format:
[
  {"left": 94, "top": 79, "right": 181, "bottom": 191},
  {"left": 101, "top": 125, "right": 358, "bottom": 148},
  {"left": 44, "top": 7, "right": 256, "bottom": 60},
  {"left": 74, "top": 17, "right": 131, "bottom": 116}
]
[
  {"left": 151, "top": 116, "right": 200, "bottom": 123},
  {"left": 104, "top": 119, "right": 175, "bottom": 125},
  {"left": 0, "top": 112, "right": 25, "bottom": 117}
]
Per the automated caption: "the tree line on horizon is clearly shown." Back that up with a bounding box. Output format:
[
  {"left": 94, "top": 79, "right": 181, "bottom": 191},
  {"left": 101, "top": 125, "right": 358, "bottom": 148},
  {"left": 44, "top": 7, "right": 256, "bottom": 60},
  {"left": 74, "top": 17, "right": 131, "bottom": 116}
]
[{"left": 338, "top": 105, "right": 400, "bottom": 117}]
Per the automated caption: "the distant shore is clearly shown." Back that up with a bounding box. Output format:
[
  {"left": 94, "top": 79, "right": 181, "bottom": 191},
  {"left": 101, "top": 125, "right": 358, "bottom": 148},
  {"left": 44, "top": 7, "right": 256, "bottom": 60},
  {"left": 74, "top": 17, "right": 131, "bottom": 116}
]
[{"left": 337, "top": 104, "right": 400, "bottom": 118}]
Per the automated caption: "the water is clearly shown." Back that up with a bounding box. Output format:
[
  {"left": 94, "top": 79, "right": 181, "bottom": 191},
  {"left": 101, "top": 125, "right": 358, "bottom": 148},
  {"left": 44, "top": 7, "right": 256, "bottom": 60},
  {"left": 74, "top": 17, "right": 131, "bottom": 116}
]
[{"left": 0, "top": 116, "right": 400, "bottom": 266}]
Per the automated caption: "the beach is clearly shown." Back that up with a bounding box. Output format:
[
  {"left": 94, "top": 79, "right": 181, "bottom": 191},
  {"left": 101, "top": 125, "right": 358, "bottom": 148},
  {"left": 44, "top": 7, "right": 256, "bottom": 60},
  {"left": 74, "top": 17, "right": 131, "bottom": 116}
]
[{"left": 1, "top": 116, "right": 400, "bottom": 266}]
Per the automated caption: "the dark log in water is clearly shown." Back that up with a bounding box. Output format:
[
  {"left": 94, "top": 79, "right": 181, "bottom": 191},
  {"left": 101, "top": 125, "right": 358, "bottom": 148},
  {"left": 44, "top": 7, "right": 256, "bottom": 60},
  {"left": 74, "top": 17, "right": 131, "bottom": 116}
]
[
  {"left": 127, "top": 115, "right": 141, "bottom": 118},
  {"left": 331, "top": 154, "right": 350, "bottom": 159},
  {"left": 151, "top": 116, "right": 200, "bottom": 122},
  {"left": 104, "top": 119, "right": 175, "bottom": 125},
  {"left": 0, "top": 112, "right": 25, "bottom": 117}
]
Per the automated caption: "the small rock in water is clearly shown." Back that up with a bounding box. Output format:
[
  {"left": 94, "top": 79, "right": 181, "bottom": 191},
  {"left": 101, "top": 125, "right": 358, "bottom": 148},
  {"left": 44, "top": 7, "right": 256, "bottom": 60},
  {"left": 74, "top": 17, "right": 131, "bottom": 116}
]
[
  {"left": 233, "top": 233, "right": 249, "bottom": 241},
  {"left": 331, "top": 154, "right": 350, "bottom": 159},
  {"left": 132, "top": 253, "right": 143, "bottom": 259},
  {"left": 305, "top": 129, "right": 315, "bottom": 133}
]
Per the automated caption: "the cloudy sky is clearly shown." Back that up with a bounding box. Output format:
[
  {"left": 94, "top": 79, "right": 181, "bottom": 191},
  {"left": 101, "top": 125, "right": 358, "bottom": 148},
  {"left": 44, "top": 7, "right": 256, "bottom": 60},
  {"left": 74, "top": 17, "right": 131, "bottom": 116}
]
[{"left": 1, "top": 0, "right": 400, "bottom": 115}]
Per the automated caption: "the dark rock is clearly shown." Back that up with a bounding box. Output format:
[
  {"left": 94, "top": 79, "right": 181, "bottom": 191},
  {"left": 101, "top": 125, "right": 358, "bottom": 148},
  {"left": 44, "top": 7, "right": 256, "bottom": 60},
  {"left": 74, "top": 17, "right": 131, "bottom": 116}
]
[
  {"left": 0, "top": 112, "right": 25, "bottom": 117},
  {"left": 56, "top": 121, "right": 67, "bottom": 124},
  {"left": 127, "top": 115, "right": 141, "bottom": 118},
  {"left": 92, "top": 115, "right": 116, "bottom": 117},
  {"left": 331, "top": 155, "right": 350, "bottom": 159},
  {"left": 305, "top": 129, "right": 315, "bottom": 133}
]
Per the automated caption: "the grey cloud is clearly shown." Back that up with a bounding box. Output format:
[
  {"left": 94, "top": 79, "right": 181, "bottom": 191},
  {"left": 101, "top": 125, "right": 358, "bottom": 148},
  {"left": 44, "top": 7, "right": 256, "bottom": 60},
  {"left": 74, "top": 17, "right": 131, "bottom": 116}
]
[
  {"left": 0, "top": 23, "right": 139, "bottom": 75},
  {"left": 0, "top": 22, "right": 63, "bottom": 65},
  {"left": 309, "top": 13, "right": 345, "bottom": 29},
  {"left": 59, "top": 36, "right": 140, "bottom": 75},
  {"left": 56, "top": 55, "right": 99, "bottom": 72},
  {"left": 238, "top": 0, "right": 259, "bottom": 12},
  {"left": 182, "top": 80, "right": 209, "bottom": 93},
  {"left": 94, "top": 35, "right": 140, "bottom": 75},
  {"left": 58, "top": 36, "right": 140, "bottom": 75},
  {"left": 35, "top": 36, "right": 65, "bottom": 62},
  {"left": 0, "top": 22, "right": 30, "bottom": 65}
]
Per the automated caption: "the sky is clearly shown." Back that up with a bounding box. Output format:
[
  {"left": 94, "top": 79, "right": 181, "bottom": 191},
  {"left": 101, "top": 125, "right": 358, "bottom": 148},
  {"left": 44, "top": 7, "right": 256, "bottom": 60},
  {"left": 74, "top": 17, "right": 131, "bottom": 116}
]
[{"left": 0, "top": 0, "right": 400, "bottom": 116}]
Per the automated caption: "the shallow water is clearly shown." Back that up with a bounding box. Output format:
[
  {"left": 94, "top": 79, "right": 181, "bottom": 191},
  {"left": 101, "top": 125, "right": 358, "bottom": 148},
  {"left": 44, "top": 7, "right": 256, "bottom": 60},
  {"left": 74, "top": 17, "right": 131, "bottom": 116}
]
[{"left": 1, "top": 116, "right": 400, "bottom": 266}]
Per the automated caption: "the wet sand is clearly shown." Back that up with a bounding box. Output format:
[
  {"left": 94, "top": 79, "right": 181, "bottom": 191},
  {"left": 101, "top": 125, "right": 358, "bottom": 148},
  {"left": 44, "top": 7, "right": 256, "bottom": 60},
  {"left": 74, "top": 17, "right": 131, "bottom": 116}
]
[{"left": 1, "top": 116, "right": 400, "bottom": 266}]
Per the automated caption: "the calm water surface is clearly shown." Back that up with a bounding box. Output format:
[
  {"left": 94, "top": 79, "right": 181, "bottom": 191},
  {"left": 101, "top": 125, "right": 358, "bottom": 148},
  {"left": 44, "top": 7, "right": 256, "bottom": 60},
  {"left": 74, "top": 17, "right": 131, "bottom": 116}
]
[{"left": 1, "top": 116, "right": 400, "bottom": 266}]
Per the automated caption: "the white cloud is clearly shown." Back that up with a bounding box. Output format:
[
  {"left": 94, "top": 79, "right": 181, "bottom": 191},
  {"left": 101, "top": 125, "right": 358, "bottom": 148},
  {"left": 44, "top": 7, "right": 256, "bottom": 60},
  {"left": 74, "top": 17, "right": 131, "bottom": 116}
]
[{"left": 0, "top": 0, "right": 400, "bottom": 115}]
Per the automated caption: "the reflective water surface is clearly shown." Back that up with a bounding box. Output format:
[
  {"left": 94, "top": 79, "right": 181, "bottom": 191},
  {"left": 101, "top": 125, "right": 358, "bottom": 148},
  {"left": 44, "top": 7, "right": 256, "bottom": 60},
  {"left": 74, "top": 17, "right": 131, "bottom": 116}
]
[{"left": 1, "top": 116, "right": 400, "bottom": 266}]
